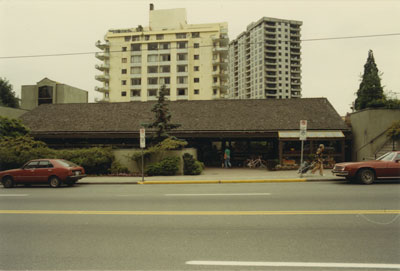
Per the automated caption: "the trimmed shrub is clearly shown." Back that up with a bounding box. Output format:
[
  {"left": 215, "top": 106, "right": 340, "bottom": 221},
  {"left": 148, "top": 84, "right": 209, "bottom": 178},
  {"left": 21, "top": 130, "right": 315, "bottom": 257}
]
[
  {"left": 146, "top": 157, "right": 180, "bottom": 176},
  {"left": 183, "top": 153, "right": 203, "bottom": 175},
  {"left": 110, "top": 160, "right": 130, "bottom": 175}
]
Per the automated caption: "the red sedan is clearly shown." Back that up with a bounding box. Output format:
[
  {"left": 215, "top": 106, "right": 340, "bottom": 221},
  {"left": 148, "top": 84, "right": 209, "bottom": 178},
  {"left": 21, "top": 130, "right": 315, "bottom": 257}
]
[
  {"left": 0, "top": 159, "right": 86, "bottom": 188},
  {"left": 332, "top": 151, "right": 400, "bottom": 184}
]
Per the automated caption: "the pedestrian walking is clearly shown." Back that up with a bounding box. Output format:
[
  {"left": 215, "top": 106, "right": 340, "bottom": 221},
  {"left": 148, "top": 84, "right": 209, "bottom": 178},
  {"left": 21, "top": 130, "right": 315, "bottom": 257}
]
[
  {"left": 224, "top": 148, "right": 231, "bottom": 168},
  {"left": 311, "top": 144, "right": 325, "bottom": 176}
]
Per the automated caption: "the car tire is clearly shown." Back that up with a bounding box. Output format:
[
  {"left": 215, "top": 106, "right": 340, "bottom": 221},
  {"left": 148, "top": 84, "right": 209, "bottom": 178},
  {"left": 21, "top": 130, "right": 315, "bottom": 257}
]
[
  {"left": 49, "top": 176, "right": 61, "bottom": 188},
  {"left": 357, "top": 168, "right": 375, "bottom": 184},
  {"left": 2, "top": 176, "right": 15, "bottom": 188}
]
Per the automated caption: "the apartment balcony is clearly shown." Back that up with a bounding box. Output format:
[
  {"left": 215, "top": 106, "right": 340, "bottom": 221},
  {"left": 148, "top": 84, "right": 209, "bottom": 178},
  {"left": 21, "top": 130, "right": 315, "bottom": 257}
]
[
  {"left": 265, "top": 34, "right": 276, "bottom": 40},
  {"left": 95, "top": 96, "right": 110, "bottom": 103},
  {"left": 291, "top": 62, "right": 301, "bottom": 67},
  {"left": 212, "top": 34, "right": 229, "bottom": 46},
  {"left": 213, "top": 47, "right": 228, "bottom": 56},
  {"left": 95, "top": 74, "right": 110, "bottom": 82},
  {"left": 94, "top": 85, "right": 109, "bottom": 92},
  {"left": 95, "top": 40, "right": 109, "bottom": 50},
  {"left": 291, "top": 80, "right": 301, "bottom": 85},
  {"left": 95, "top": 63, "right": 110, "bottom": 71},
  {"left": 292, "top": 73, "right": 301, "bottom": 79},
  {"left": 95, "top": 52, "right": 110, "bottom": 60},
  {"left": 130, "top": 96, "right": 141, "bottom": 102},
  {"left": 176, "top": 95, "right": 188, "bottom": 100},
  {"left": 176, "top": 48, "right": 188, "bottom": 53}
]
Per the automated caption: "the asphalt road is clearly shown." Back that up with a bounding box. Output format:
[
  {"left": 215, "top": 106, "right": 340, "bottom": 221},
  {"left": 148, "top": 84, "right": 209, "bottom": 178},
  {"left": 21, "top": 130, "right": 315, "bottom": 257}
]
[{"left": 1, "top": 181, "right": 400, "bottom": 270}]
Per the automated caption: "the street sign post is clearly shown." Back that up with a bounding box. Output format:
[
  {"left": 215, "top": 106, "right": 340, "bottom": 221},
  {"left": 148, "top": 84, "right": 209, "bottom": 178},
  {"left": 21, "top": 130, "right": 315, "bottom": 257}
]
[
  {"left": 299, "top": 120, "right": 307, "bottom": 177},
  {"left": 139, "top": 128, "right": 145, "bottom": 182}
]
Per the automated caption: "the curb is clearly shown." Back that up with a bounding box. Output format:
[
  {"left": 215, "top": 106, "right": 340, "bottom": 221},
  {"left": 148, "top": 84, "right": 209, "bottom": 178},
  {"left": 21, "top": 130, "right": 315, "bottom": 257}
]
[{"left": 79, "top": 178, "right": 339, "bottom": 185}]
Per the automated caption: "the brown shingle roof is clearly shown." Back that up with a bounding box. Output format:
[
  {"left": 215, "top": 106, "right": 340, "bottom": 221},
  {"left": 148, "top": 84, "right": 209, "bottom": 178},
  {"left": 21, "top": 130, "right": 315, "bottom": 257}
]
[{"left": 21, "top": 98, "right": 349, "bottom": 135}]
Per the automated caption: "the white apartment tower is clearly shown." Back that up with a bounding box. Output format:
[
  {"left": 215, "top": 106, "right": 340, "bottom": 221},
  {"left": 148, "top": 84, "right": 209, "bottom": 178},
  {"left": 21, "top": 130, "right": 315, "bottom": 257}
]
[
  {"left": 95, "top": 5, "right": 228, "bottom": 102},
  {"left": 228, "top": 17, "right": 302, "bottom": 99}
]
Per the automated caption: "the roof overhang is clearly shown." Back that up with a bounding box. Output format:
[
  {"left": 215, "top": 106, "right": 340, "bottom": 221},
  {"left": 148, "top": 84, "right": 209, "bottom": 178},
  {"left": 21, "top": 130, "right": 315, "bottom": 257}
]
[{"left": 278, "top": 130, "right": 345, "bottom": 140}]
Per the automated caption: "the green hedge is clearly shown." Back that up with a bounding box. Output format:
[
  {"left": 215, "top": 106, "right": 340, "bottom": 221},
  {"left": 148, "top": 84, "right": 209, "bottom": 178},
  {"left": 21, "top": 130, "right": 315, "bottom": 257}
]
[
  {"left": 146, "top": 157, "right": 180, "bottom": 176},
  {"left": 183, "top": 153, "right": 203, "bottom": 175}
]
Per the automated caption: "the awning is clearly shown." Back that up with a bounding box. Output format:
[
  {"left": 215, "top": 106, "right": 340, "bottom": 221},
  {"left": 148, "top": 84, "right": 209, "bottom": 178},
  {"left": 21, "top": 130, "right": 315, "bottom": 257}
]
[{"left": 278, "top": 130, "right": 345, "bottom": 139}]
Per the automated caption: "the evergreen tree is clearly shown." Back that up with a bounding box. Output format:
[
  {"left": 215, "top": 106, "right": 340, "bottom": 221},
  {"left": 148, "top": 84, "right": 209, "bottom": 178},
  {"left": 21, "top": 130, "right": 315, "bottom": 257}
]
[
  {"left": 144, "top": 85, "right": 181, "bottom": 143},
  {"left": 0, "top": 78, "right": 19, "bottom": 108},
  {"left": 354, "top": 50, "right": 385, "bottom": 111}
]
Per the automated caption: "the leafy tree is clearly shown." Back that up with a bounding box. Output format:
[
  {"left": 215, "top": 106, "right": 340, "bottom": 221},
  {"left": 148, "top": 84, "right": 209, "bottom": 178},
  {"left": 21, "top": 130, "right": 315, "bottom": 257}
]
[
  {"left": 0, "top": 116, "right": 30, "bottom": 138},
  {"left": 143, "top": 85, "right": 181, "bottom": 143},
  {"left": 0, "top": 78, "right": 19, "bottom": 108},
  {"left": 354, "top": 50, "right": 385, "bottom": 111},
  {"left": 387, "top": 120, "right": 400, "bottom": 141}
]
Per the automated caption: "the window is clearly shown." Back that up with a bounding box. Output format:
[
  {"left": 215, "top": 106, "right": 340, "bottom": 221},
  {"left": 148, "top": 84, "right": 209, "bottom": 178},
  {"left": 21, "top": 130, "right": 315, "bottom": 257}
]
[
  {"left": 194, "top": 55, "right": 199, "bottom": 60},
  {"left": 148, "top": 66, "right": 158, "bottom": 73},
  {"left": 192, "top": 32, "right": 200, "bottom": 38},
  {"left": 148, "top": 89, "right": 157, "bottom": 96},
  {"left": 177, "top": 76, "right": 188, "bottom": 84},
  {"left": 160, "top": 77, "right": 170, "bottom": 85},
  {"left": 176, "top": 33, "right": 187, "bottom": 39},
  {"left": 213, "top": 77, "right": 218, "bottom": 83},
  {"left": 132, "top": 36, "right": 140, "bottom": 41},
  {"left": 122, "top": 80, "right": 127, "bottom": 85},
  {"left": 148, "top": 43, "right": 158, "bottom": 51},
  {"left": 148, "top": 78, "right": 158, "bottom": 85},
  {"left": 213, "top": 89, "right": 218, "bottom": 95},
  {"left": 147, "top": 54, "right": 158, "bottom": 62},
  {"left": 194, "top": 78, "right": 200, "bottom": 83},
  {"left": 131, "top": 55, "right": 141, "bottom": 63},
  {"left": 156, "top": 34, "right": 164, "bottom": 40},
  {"left": 38, "top": 161, "right": 53, "bottom": 168},
  {"left": 131, "top": 67, "right": 141, "bottom": 74},
  {"left": 122, "top": 69, "right": 127, "bottom": 74},
  {"left": 121, "top": 91, "right": 127, "bottom": 96},
  {"left": 160, "top": 43, "right": 170, "bottom": 49},
  {"left": 122, "top": 47, "right": 127, "bottom": 52},
  {"left": 122, "top": 58, "right": 127, "bottom": 63},
  {"left": 164, "top": 88, "right": 170, "bottom": 96},
  {"left": 160, "top": 54, "right": 171, "bottom": 61},
  {"left": 213, "top": 65, "right": 218, "bottom": 71},
  {"left": 194, "top": 43, "right": 200, "bottom": 48},
  {"left": 177, "top": 65, "right": 187, "bottom": 72},
  {"left": 177, "top": 88, "right": 187, "bottom": 96},
  {"left": 160, "top": 66, "right": 170, "bottom": 73},
  {"left": 124, "top": 36, "right": 131, "bottom": 42},
  {"left": 131, "top": 90, "right": 140, "bottom": 97},
  {"left": 194, "top": 89, "right": 200, "bottom": 95},
  {"left": 131, "top": 78, "right": 141, "bottom": 85},
  {"left": 194, "top": 66, "right": 200, "bottom": 72},
  {"left": 145, "top": 35, "right": 150, "bottom": 41},
  {"left": 131, "top": 44, "right": 141, "bottom": 51},
  {"left": 177, "top": 42, "right": 187, "bottom": 49},
  {"left": 177, "top": 53, "right": 188, "bottom": 61},
  {"left": 38, "top": 85, "right": 53, "bottom": 105}
]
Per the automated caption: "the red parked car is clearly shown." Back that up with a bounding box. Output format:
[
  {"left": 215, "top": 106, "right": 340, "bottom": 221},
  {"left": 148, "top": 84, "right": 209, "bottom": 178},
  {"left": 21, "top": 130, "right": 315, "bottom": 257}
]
[
  {"left": 332, "top": 151, "right": 400, "bottom": 184},
  {"left": 0, "top": 159, "right": 86, "bottom": 188}
]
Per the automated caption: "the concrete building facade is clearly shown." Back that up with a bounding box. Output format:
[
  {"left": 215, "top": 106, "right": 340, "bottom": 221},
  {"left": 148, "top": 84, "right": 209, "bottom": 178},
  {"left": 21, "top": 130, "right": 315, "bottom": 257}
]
[
  {"left": 21, "top": 78, "right": 88, "bottom": 110},
  {"left": 228, "top": 17, "right": 302, "bottom": 100},
  {"left": 95, "top": 6, "right": 228, "bottom": 102}
]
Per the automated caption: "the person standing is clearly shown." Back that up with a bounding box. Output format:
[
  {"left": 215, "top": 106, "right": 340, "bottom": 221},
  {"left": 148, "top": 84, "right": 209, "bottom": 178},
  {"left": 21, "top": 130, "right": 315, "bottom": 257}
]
[
  {"left": 311, "top": 144, "right": 325, "bottom": 176},
  {"left": 224, "top": 147, "right": 231, "bottom": 168}
]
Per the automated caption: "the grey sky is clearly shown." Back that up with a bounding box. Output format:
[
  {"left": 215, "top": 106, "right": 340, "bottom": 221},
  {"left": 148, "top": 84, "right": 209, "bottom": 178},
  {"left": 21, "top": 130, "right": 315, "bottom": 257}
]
[{"left": 0, "top": 0, "right": 399, "bottom": 116}]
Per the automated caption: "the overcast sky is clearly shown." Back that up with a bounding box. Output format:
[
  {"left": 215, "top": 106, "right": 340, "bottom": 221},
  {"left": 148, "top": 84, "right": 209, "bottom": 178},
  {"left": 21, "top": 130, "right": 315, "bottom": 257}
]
[{"left": 0, "top": 0, "right": 399, "bottom": 116}]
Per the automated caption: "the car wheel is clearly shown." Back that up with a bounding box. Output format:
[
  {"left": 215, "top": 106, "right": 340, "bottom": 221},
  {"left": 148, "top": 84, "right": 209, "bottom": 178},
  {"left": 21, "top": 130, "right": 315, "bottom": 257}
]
[
  {"left": 2, "top": 176, "right": 15, "bottom": 188},
  {"left": 49, "top": 176, "right": 61, "bottom": 188},
  {"left": 357, "top": 168, "right": 375, "bottom": 184}
]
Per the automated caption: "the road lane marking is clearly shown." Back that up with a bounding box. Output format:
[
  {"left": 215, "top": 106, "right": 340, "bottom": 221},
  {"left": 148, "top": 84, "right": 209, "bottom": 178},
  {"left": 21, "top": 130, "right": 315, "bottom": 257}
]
[
  {"left": 0, "top": 194, "right": 28, "bottom": 197},
  {"left": 0, "top": 210, "right": 399, "bottom": 216},
  {"left": 165, "top": 193, "right": 271, "bottom": 196},
  {"left": 185, "top": 260, "right": 400, "bottom": 269}
]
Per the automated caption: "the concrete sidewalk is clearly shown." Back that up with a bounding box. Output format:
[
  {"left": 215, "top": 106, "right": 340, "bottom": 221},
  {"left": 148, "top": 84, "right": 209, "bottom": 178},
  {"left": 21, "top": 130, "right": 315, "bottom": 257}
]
[{"left": 79, "top": 168, "right": 343, "bottom": 185}]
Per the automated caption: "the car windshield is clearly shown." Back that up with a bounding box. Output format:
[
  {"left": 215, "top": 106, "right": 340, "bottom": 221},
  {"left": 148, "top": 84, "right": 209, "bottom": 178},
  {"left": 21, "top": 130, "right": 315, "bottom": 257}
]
[
  {"left": 376, "top": 152, "right": 396, "bottom": 161},
  {"left": 56, "top": 159, "right": 79, "bottom": 167}
]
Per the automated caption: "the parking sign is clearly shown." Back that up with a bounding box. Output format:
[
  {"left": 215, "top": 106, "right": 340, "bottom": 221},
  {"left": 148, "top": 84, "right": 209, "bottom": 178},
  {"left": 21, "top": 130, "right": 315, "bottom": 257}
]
[
  {"left": 300, "top": 120, "right": 307, "bottom": 141},
  {"left": 140, "top": 128, "right": 145, "bottom": 149}
]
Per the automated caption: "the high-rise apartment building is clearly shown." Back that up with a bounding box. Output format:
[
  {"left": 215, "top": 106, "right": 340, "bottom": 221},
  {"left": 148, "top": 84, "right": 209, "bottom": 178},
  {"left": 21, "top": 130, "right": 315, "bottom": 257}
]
[
  {"left": 228, "top": 17, "right": 302, "bottom": 100},
  {"left": 95, "top": 6, "right": 228, "bottom": 102}
]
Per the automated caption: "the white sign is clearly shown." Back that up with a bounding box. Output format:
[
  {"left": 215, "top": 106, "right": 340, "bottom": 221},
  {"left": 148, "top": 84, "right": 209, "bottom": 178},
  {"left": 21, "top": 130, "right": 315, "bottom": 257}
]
[
  {"left": 299, "top": 120, "right": 307, "bottom": 141},
  {"left": 140, "top": 128, "right": 146, "bottom": 148}
]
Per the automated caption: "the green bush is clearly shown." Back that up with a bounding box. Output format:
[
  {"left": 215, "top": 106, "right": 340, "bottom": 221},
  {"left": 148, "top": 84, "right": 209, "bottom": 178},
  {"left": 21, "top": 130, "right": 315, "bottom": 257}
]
[
  {"left": 146, "top": 157, "right": 180, "bottom": 176},
  {"left": 0, "top": 117, "right": 30, "bottom": 138},
  {"left": 183, "top": 153, "right": 203, "bottom": 175},
  {"left": 56, "top": 148, "right": 114, "bottom": 175},
  {"left": 110, "top": 160, "right": 130, "bottom": 174}
]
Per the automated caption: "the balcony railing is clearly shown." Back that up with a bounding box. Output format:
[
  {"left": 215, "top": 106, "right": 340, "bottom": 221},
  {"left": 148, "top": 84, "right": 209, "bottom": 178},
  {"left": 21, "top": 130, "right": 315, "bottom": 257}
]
[
  {"left": 95, "top": 52, "right": 110, "bottom": 60},
  {"left": 95, "top": 40, "right": 109, "bottom": 50},
  {"left": 95, "top": 74, "right": 110, "bottom": 82},
  {"left": 95, "top": 63, "right": 110, "bottom": 71},
  {"left": 94, "top": 85, "right": 109, "bottom": 92}
]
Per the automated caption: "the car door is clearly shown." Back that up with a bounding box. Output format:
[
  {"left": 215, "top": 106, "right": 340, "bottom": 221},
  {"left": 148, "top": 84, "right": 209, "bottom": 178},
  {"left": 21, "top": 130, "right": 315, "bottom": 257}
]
[
  {"left": 386, "top": 153, "right": 400, "bottom": 178},
  {"left": 35, "top": 161, "right": 55, "bottom": 182},
  {"left": 15, "top": 161, "right": 39, "bottom": 183}
]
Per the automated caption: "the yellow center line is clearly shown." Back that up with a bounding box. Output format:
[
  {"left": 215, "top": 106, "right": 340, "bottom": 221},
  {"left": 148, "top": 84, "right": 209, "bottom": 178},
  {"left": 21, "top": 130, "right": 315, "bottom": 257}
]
[{"left": 0, "top": 210, "right": 399, "bottom": 215}]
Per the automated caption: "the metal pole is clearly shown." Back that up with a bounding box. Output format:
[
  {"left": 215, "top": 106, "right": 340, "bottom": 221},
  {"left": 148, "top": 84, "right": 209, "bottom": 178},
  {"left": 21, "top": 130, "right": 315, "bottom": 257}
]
[
  {"left": 141, "top": 148, "right": 144, "bottom": 182},
  {"left": 300, "top": 140, "right": 304, "bottom": 178}
]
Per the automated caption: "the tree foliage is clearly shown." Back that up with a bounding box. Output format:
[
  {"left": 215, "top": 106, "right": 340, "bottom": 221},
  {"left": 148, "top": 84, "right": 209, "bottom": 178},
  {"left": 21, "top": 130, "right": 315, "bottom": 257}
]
[
  {"left": 0, "top": 116, "right": 30, "bottom": 138},
  {"left": 143, "top": 85, "right": 181, "bottom": 143},
  {"left": 0, "top": 78, "right": 19, "bottom": 108},
  {"left": 387, "top": 120, "right": 400, "bottom": 141},
  {"left": 354, "top": 50, "right": 385, "bottom": 111}
]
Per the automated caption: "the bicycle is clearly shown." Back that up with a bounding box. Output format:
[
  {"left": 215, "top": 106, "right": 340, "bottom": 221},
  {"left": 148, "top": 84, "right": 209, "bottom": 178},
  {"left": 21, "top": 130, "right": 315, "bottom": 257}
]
[{"left": 245, "top": 157, "right": 268, "bottom": 168}]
